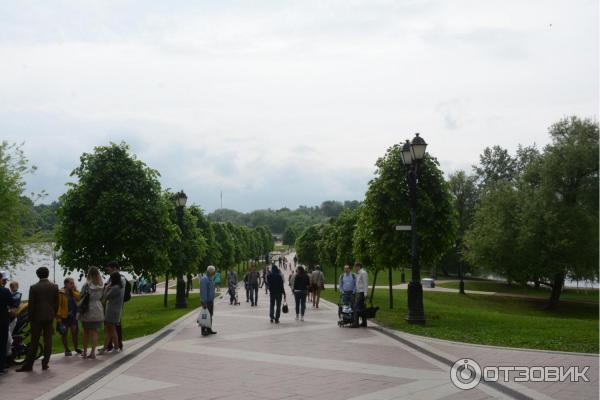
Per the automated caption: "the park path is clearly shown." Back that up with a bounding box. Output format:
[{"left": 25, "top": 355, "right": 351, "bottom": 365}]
[{"left": 2, "top": 255, "right": 597, "bottom": 399}]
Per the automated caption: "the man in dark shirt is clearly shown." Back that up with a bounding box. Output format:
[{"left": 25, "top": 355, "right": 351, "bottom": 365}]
[
  {"left": 16, "top": 267, "right": 59, "bottom": 372},
  {"left": 0, "top": 271, "right": 15, "bottom": 375},
  {"left": 267, "top": 264, "right": 286, "bottom": 324}
]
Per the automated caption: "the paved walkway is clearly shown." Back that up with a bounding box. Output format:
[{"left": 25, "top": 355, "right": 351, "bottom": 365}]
[{"left": 2, "top": 260, "right": 597, "bottom": 399}]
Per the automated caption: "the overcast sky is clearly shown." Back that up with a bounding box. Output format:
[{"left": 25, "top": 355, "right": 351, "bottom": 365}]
[{"left": 1, "top": 0, "right": 597, "bottom": 212}]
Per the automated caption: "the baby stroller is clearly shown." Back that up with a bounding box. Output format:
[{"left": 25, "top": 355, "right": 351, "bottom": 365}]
[
  {"left": 227, "top": 283, "right": 240, "bottom": 306},
  {"left": 337, "top": 292, "right": 355, "bottom": 327},
  {"left": 8, "top": 304, "right": 43, "bottom": 366}
]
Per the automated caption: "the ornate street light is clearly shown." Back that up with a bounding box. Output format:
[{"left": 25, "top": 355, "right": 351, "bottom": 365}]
[
  {"left": 174, "top": 190, "right": 188, "bottom": 309},
  {"left": 401, "top": 133, "right": 428, "bottom": 324}
]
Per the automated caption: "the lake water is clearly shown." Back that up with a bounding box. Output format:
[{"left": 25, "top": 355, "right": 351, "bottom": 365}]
[{"left": 3, "top": 244, "right": 135, "bottom": 300}]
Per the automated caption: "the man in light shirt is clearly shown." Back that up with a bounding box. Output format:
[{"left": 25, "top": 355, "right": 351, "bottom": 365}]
[
  {"left": 352, "top": 262, "right": 368, "bottom": 328},
  {"left": 338, "top": 265, "right": 356, "bottom": 305}
]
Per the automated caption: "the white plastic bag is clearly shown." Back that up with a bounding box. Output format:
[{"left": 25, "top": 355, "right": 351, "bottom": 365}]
[{"left": 197, "top": 307, "right": 212, "bottom": 328}]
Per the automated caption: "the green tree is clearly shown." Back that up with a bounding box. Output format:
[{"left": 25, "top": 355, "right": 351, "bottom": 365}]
[
  {"left": 318, "top": 223, "right": 338, "bottom": 287},
  {"left": 464, "top": 183, "right": 525, "bottom": 283},
  {"left": 55, "top": 142, "right": 176, "bottom": 276},
  {"left": 282, "top": 226, "right": 297, "bottom": 247},
  {"left": 442, "top": 170, "right": 479, "bottom": 277},
  {"left": 521, "top": 117, "right": 598, "bottom": 307},
  {"left": 295, "top": 225, "right": 322, "bottom": 267},
  {"left": 360, "top": 143, "right": 457, "bottom": 307},
  {"left": 320, "top": 200, "right": 344, "bottom": 218},
  {"left": 213, "top": 222, "right": 235, "bottom": 270},
  {"left": 473, "top": 145, "right": 517, "bottom": 189},
  {"left": 166, "top": 196, "right": 207, "bottom": 306},
  {"left": 0, "top": 142, "right": 36, "bottom": 268}
]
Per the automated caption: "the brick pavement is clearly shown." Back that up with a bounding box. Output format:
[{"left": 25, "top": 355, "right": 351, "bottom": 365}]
[{"left": 1, "top": 258, "right": 597, "bottom": 399}]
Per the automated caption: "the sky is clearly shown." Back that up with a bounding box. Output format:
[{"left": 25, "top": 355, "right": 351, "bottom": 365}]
[{"left": 1, "top": 0, "right": 598, "bottom": 212}]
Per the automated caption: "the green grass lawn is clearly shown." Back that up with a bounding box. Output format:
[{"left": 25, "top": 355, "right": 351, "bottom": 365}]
[
  {"left": 437, "top": 280, "right": 599, "bottom": 303},
  {"left": 321, "top": 289, "right": 599, "bottom": 353},
  {"left": 49, "top": 294, "right": 194, "bottom": 354}
]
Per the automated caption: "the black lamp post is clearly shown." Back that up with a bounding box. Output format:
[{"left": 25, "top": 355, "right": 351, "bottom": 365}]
[
  {"left": 174, "top": 190, "right": 188, "bottom": 309},
  {"left": 401, "top": 133, "right": 427, "bottom": 324}
]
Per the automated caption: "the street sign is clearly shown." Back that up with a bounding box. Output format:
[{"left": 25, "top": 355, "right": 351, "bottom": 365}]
[{"left": 395, "top": 225, "right": 412, "bottom": 231}]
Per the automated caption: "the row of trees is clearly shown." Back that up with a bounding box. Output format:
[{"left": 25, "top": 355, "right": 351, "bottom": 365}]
[
  {"left": 294, "top": 117, "right": 598, "bottom": 307},
  {"left": 55, "top": 143, "right": 274, "bottom": 281},
  {"left": 0, "top": 142, "right": 273, "bottom": 307}
]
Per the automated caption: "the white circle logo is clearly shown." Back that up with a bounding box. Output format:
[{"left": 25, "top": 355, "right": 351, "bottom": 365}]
[{"left": 450, "top": 358, "right": 482, "bottom": 390}]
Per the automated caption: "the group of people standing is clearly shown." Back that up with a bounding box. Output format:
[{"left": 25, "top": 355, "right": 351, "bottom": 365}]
[{"left": 0, "top": 261, "right": 129, "bottom": 375}]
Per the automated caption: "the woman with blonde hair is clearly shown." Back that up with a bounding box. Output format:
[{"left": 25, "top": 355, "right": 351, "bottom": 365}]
[{"left": 77, "top": 266, "right": 104, "bottom": 359}]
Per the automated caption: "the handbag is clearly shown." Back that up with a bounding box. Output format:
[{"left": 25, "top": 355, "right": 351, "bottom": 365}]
[
  {"left": 282, "top": 302, "right": 289, "bottom": 314},
  {"left": 197, "top": 307, "right": 212, "bottom": 328}
]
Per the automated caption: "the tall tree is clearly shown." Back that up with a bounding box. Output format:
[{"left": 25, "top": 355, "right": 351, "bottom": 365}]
[
  {"left": 55, "top": 142, "right": 176, "bottom": 276},
  {"left": 473, "top": 145, "right": 517, "bottom": 189},
  {"left": 213, "top": 223, "right": 235, "bottom": 270},
  {"left": 318, "top": 223, "right": 338, "bottom": 287},
  {"left": 295, "top": 225, "right": 322, "bottom": 268},
  {"left": 522, "top": 117, "right": 598, "bottom": 307},
  {"left": 443, "top": 171, "right": 479, "bottom": 276},
  {"left": 282, "top": 226, "right": 297, "bottom": 247},
  {"left": 0, "top": 142, "right": 35, "bottom": 268}
]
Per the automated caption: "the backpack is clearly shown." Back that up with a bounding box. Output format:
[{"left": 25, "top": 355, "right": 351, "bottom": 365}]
[
  {"left": 77, "top": 285, "right": 90, "bottom": 314},
  {"left": 123, "top": 276, "right": 132, "bottom": 302}
]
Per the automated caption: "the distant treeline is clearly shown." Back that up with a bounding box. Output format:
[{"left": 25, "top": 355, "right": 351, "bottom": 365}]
[
  {"left": 20, "top": 198, "right": 59, "bottom": 241},
  {"left": 21, "top": 198, "right": 361, "bottom": 240},
  {"left": 208, "top": 200, "right": 361, "bottom": 235}
]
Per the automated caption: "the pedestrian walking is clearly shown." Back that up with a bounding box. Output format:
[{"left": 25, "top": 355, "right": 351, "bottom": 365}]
[
  {"left": 56, "top": 277, "right": 81, "bottom": 356},
  {"left": 0, "top": 271, "right": 16, "bottom": 375},
  {"left": 200, "top": 266, "right": 217, "bottom": 336},
  {"left": 99, "top": 272, "right": 125, "bottom": 354},
  {"left": 267, "top": 264, "right": 286, "bottom": 324},
  {"left": 261, "top": 266, "right": 269, "bottom": 294},
  {"left": 292, "top": 266, "right": 310, "bottom": 321},
  {"left": 311, "top": 266, "right": 325, "bottom": 309},
  {"left": 293, "top": 255, "right": 298, "bottom": 268},
  {"left": 243, "top": 270, "right": 251, "bottom": 303},
  {"left": 227, "top": 269, "right": 238, "bottom": 305},
  {"left": 78, "top": 267, "right": 104, "bottom": 359},
  {"left": 352, "top": 262, "right": 369, "bottom": 328},
  {"left": 245, "top": 266, "right": 261, "bottom": 306},
  {"left": 16, "top": 267, "right": 59, "bottom": 372}
]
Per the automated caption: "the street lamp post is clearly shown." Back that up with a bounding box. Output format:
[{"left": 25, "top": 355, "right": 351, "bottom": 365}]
[
  {"left": 401, "top": 133, "right": 427, "bottom": 324},
  {"left": 174, "top": 190, "right": 188, "bottom": 309}
]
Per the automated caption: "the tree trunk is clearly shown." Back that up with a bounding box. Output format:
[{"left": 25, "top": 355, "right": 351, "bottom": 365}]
[
  {"left": 370, "top": 269, "right": 379, "bottom": 305},
  {"left": 163, "top": 272, "right": 169, "bottom": 308},
  {"left": 547, "top": 271, "right": 565, "bottom": 309},
  {"left": 388, "top": 266, "right": 393, "bottom": 309},
  {"left": 334, "top": 264, "right": 337, "bottom": 292}
]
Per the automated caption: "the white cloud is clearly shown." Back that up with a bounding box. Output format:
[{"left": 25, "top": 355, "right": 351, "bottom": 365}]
[{"left": 1, "top": 0, "right": 597, "bottom": 211}]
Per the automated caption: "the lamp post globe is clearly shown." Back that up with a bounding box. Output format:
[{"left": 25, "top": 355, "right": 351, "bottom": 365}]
[
  {"left": 410, "top": 133, "right": 427, "bottom": 161},
  {"left": 174, "top": 190, "right": 188, "bottom": 309},
  {"left": 401, "top": 140, "right": 413, "bottom": 166}
]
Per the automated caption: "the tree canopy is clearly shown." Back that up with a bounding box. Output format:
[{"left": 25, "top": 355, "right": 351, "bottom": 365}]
[{"left": 55, "top": 142, "right": 176, "bottom": 275}]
